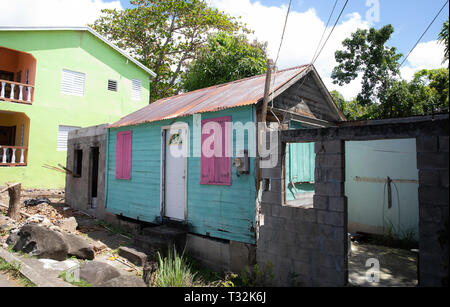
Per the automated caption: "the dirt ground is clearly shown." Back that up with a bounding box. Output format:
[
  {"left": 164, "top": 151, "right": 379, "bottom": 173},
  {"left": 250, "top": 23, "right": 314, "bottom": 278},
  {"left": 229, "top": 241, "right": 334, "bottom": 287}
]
[
  {"left": 0, "top": 188, "right": 144, "bottom": 284},
  {"left": 348, "top": 241, "right": 418, "bottom": 287}
]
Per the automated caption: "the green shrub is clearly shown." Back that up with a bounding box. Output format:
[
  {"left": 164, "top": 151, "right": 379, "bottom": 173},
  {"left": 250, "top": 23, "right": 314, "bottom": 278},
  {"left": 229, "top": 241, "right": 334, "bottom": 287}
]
[{"left": 155, "top": 247, "right": 196, "bottom": 287}]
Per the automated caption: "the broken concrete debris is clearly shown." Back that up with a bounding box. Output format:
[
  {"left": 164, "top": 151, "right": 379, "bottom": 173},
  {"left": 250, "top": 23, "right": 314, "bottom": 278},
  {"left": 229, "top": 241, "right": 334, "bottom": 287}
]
[
  {"left": 55, "top": 217, "right": 78, "bottom": 233},
  {"left": 79, "top": 260, "right": 121, "bottom": 286},
  {"left": 118, "top": 246, "right": 148, "bottom": 266},
  {"left": 14, "top": 224, "right": 70, "bottom": 261},
  {"left": 96, "top": 274, "right": 147, "bottom": 287}
]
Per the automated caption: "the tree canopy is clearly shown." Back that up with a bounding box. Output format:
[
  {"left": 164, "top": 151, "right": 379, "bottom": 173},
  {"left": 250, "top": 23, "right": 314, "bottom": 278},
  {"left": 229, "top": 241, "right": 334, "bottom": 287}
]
[
  {"left": 331, "top": 23, "right": 449, "bottom": 120},
  {"left": 91, "top": 0, "right": 247, "bottom": 102},
  {"left": 438, "top": 19, "right": 449, "bottom": 64},
  {"left": 181, "top": 32, "right": 268, "bottom": 92}
]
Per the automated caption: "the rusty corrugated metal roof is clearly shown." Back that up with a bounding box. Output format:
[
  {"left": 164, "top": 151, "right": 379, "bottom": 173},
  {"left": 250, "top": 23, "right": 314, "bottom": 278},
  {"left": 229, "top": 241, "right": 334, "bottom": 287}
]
[{"left": 108, "top": 65, "right": 310, "bottom": 128}]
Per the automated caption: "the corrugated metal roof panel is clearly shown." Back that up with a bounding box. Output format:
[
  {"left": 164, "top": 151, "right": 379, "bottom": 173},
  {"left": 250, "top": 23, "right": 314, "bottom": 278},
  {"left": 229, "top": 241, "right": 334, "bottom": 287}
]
[{"left": 108, "top": 65, "right": 310, "bottom": 128}]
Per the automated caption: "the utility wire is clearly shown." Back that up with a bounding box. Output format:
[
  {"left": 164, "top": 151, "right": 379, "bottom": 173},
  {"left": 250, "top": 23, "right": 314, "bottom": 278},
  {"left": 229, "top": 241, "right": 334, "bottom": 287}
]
[
  {"left": 274, "top": 0, "right": 293, "bottom": 68},
  {"left": 312, "top": 0, "right": 349, "bottom": 64},
  {"left": 400, "top": 0, "right": 449, "bottom": 67},
  {"left": 310, "top": 0, "right": 339, "bottom": 64},
  {"left": 268, "top": 0, "right": 293, "bottom": 125}
]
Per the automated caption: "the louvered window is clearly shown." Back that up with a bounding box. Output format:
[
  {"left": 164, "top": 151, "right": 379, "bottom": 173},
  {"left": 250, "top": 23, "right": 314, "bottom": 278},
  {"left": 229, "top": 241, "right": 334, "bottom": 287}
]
[
  {"left": 131, "top": 79, "right": 141, "bottom": 101},
  {"left": 200, "top": 116, "right": 231, "bottom": 186},
  {"left": 61, "top": 69, "right": 85, "bottom": 96},
  {"left": 57, "top": 125, "right": 80, "bottom": 151},
  {"left": 108, "top": 79, "right": 118, "bottom": 92}
]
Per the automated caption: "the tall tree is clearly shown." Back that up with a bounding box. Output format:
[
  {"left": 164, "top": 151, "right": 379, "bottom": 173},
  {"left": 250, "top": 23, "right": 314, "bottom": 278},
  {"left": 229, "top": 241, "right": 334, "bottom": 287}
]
[
  {"left": 91, "top": 0, "right": 246, "bottom": 102},
  {"left": 181, "top": 32, "right": 268, "bottom": 92},
  {"left": 438, "top": 19, "right": 449, "bottom": 64},
  {"left": 331, "top": 25, "right": 403, "bottom": 117}
]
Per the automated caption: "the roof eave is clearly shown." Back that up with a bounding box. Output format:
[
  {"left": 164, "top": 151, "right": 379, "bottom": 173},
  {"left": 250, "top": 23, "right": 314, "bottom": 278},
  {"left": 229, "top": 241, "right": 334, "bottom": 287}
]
[{"left": 0, "top": 26, "right": 157, "bottom": 78}]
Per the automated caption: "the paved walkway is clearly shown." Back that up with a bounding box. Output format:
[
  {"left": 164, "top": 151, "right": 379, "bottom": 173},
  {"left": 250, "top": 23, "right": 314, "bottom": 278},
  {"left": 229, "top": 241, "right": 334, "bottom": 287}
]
[{"left": 0, "top": 272, "right": 17, "bottom": 287}]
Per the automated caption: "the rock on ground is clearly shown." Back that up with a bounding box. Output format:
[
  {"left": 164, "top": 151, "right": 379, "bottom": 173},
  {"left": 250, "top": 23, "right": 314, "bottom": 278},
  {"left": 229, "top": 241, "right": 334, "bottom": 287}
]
[
  {"left": 55, "top": 217, "right": 78, "bottom": 233},
  {"left": 79, "top": 261, "right": 121, "bottom": 286},
  {"left": 14, "top": 224, "right": 69, "bottom": 261},
  {"left": 96, "top": 275, "right": 147, "bottom": 287},
  {"left": 62, "top": 233, "right": 95, "bottom": 260}
]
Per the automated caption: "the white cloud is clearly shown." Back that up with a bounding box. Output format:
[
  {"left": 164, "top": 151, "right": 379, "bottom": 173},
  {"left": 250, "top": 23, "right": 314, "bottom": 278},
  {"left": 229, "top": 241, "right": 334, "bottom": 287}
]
[
  {"left": 0, "top": 0, "right": 122, "bottom": 27},
  {"left": 212, "top": 0, "right": 447, "bottom": 101},
  {"left": 400, "top": 40, "right": 448, "bottom": 81},
  {"left": 212, "top": 0, "right": 370, "bottom": 100}
]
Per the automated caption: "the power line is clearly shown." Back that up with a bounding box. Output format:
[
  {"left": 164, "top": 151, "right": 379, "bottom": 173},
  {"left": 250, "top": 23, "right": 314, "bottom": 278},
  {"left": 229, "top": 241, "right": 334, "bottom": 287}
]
[
  {"left": 274, "top": 0, "right": 293, "bottom": 68},
  {"left": 400, "top": 0, "right": 449, "bottom": 67},
  {"left": 310, "top": 0, "right": 339, "bottom": 64},
  {"left": 312, "top": 0, "right": 349, "bottom": 64}
]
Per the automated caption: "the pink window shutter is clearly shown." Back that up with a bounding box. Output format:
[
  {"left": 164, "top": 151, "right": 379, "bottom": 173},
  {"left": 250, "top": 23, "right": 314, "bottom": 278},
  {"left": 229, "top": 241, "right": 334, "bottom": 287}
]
[
  {"left": 115, "top": 131, "right": 132, "bottom": 179},
  {"left": 200, "top": 116, "right": 231, "bottom": 185}
]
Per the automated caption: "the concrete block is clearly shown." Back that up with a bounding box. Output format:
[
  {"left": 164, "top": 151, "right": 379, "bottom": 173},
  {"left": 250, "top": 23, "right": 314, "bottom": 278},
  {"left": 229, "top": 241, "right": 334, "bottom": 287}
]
[
  {"left": 418, "top": 186, "right": 449, "bottom": 205},
  {"left": 439, "top": 136, "right": 449, "bottom": 152},
  {"left": 315, "top": 154, "right": 344, "bottom": 169},
  {"left": 317, "top": 211, "right": 345, "bottom": 227},
  {"left": 118, "top": 246, "right": 148, "bottom": 266},
  {"left": 315, "top": 182, "right": 344, "bottom": 197},
  {"left": 328, "top": 197, "right": 347, "bottom": 212},
  {"left": 313, "top": 195, "right": 328, "bottom": 210},
  {"left": 261, "top": 190, "right": 282, "bottom": 204},
  {"left": 416, "top": 136, "right": 438, "bottom": 153},
  {"left": 229, "top": 241, "right": 256, "bottom": 273},
  {"left": 185, "top": 234, "right": 229, "bottom": 271},
  {"left": 417, "top": 152, "right": 449, "bottom": 169},
  {"left": 419, "top": 169, "right": 441, "bottom": 186}
]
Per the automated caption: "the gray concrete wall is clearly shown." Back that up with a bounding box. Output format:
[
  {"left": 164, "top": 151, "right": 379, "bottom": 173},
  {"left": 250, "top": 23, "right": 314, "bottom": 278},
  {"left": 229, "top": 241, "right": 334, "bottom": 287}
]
[
  {"left": 257, "top": 136, "right": 347, "bottom": 286},
  {"left": 65, "top": 124, "right": 116, "bottom": 224},
  {"left": 257, "top": 115, "right": 448, "bottom": 287},
  {"left": 417, "top": 135, "right": 449, "bottom": 286}
]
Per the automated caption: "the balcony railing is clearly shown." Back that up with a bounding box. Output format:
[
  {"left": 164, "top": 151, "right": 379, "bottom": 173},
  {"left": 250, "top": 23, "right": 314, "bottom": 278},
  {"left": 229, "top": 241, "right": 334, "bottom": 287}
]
[
  {"left": 0, "top": 79, "right": 34, "bottom": 105},
  {"left": 0, "top": 146, "right": 27, "bottom": 166}
]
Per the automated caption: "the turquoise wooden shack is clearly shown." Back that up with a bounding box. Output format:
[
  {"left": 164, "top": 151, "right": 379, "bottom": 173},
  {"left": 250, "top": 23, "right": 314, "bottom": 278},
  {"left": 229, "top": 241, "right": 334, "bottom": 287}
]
[{"left": 104, "top": 65, "right": 344, "bottom": 248}]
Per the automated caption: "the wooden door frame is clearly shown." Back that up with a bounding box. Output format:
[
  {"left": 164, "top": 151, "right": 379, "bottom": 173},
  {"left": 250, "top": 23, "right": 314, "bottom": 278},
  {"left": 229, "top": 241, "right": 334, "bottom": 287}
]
[{"left": 160, "top": 123, "right": 189, "bottom": 221}]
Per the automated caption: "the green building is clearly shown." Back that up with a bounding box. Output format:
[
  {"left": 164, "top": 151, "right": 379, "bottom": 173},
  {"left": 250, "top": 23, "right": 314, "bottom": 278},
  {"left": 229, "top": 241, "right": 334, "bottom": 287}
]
[{"left": 0, "top": 27, "right": 155, "bottom": 188}]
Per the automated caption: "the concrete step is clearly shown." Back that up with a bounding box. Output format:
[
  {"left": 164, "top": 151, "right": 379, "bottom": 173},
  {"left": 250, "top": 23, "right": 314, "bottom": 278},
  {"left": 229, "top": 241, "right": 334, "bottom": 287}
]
[{"left": 134, "top": 225, "right": 187, "bottom": 256}]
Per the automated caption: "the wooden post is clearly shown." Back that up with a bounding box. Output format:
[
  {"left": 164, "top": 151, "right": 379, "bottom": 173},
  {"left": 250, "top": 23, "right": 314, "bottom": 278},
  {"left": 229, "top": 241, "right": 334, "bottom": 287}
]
[
  {"left": 261, "top": 59, "right": 273, "bottom": 127},
  {"left": 6, "top": 183, "right": 21, "bottom": 220}
]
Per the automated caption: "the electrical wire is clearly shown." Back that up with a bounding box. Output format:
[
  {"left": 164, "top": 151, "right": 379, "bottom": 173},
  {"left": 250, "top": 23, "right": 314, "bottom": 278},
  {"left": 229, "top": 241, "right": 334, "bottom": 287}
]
[
  {"left": 400, "top": 0, "right": 449, "bottom": 67},
  {"left": 310, "top": 0, "right": 339, "bottom": 64},
  {"left": 267, "top": 0, "right": 293, "bottom": 126},
  {"left": 312, "top": 0, "right": 349, "bottom": 64}
]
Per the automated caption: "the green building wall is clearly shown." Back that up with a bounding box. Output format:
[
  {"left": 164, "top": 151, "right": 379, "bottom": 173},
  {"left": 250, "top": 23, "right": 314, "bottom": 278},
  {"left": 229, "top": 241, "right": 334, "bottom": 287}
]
[{"left": 0, "top": 30, "right": 150, "bottom": 188}]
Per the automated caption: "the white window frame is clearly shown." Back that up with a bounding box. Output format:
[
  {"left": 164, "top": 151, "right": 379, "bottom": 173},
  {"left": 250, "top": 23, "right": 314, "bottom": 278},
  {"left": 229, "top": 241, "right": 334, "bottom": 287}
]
[
  {"left": 131, "top": 78, "right": 142, "bottom": 101},
  {"left": 57, "top": 125, "right": 81, "bottom": 151},
  {"left": 61, "top": 69, "right": 85, "bottom": 97}
]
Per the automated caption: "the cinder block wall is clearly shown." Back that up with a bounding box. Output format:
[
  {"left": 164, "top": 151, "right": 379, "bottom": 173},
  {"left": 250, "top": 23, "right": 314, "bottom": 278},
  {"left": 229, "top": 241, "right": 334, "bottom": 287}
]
[
  {"left": 257, "top": 136, "right": 347, "bottom": 286},
  {"left": 416, "top": 136, "right": 449, "bottom": 286},
  {"left": 257, "top": 117, "right": 449, "bottom": 287},
  {"left": 65, "top": 124, "right": 116, "bottom": 223}
]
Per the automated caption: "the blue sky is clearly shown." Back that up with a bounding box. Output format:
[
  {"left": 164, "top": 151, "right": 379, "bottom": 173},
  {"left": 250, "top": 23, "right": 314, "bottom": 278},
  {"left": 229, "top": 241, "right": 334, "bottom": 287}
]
[
  {"left": 1, "top": 0, "right": 448, "bottom": 99},
  {"left": 116, "top": 0, "right": 449, "bottom": 60}
]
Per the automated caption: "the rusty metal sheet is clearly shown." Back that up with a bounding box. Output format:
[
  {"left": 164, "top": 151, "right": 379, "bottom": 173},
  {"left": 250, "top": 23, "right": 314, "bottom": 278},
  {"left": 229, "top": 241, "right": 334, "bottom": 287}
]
[{"left": 108, "top": 65, "right": 309, "bottom": 128}]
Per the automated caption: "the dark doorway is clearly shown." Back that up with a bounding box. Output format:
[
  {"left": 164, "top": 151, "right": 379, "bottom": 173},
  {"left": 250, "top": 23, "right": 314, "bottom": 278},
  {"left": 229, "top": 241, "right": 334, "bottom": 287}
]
[
  {"left": 0, "top": 126, "right": 16, "bottom": 146},
  {"left": 90, "top": 147, "right": 99, "bottom": 208}
]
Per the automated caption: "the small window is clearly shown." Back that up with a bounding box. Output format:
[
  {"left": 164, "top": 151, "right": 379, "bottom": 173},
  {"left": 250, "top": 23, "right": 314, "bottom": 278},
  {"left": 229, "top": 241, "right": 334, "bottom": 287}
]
[
  {"left": 57, "top": 125, "right": 81, "bottom": 151},
  {"left": 108, "top": 79, "right": 118, "bottom": 92},
  {"left": 74, "top": 149, "right": 83, "bottom": 177},
  {"left": 131, "top": 79, "right": 141, "bottom": 101},
  {"left": 61, "top": 69, "right": 85, "bottom": 96}
]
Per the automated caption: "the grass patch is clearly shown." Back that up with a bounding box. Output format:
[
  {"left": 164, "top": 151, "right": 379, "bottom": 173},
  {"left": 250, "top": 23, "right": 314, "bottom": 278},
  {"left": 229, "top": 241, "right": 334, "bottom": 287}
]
[
  {"left": 59, "top": 270, "right": 92, "bottom": 287},
  {"left": 0, "top": 257, "right": 36, "bottom": 287},
  {"left": 155, "top": 248, "right": 197, "bottom": 287}
]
